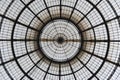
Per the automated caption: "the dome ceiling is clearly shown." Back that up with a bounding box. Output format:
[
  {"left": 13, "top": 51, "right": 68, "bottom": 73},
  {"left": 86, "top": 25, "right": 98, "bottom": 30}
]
[{"left": 0, "top": 0, "right": 120, "bottom": 80}]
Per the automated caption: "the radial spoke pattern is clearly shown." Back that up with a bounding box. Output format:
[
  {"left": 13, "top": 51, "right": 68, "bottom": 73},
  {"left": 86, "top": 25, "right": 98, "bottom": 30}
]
[{"left": 0, "top": 0, "right": 120, "bottom": 80}]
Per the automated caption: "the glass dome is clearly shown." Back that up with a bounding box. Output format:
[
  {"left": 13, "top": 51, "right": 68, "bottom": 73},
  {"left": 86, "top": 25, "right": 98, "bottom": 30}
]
[{"left": 0, "top": 0, "right": 120, "bottom": 80}]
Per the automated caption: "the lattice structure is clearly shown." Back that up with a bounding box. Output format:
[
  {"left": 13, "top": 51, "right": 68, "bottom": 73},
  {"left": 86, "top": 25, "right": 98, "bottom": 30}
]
[{"left": 0, "top": 0, "right": 120, "bottom": 80}]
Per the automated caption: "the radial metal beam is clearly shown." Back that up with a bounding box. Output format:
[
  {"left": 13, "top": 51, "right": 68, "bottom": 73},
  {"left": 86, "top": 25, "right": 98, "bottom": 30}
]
[
  {"left": 0, "top": 0, "right": 14, "bottom": 31},
  {"left": 82, "top": 16, "right": 120, "bottom": 32},
  {"left": 43, "top": 60, "right": 52, "bottom": 80},
  {"left": 68, "top": 62, "right": 77, "bottom": 80},
  {"left": 0, "top": 50, "right": 13, "bottom": 79},
  {"left": 59, "top": 63, "right": 61, "bottom": 80},
  {"left": 84, "top": 40, "right": 120, "bottom": 42},
  {"left": 40, "top": 39, "right": 120, "bottom": 42},
  {"left": 0, "top": 14, "right": 39, "bottom": 32},
  {"left": 43, "top": 0, "right": 52, "bottom": 20},
  {"left": 0, "top": 39, "right": 37, "bottom": 41},
  {"left": 0, "top": 49, "right": 39, "bottom": 66},
  {"left": 20, "top": 0, "right": 45, "bottom": 24},
  {"left": 20, "top": 57, "right": 44, "bottom": 79},
  {"left": 76, "top": 57, "right": 99, "bottom": 79},
  {"left": 69, "top": 0, "right": 78, "bottom": 20},
  {"left": 82, "top": 49, "right": 120, "bottom": 67},
  {"left": 60, "top": 0, "right": 62, "bottom": 18},
  {"left": 76, "top": 0, "right": 102, "bottom": 24}
]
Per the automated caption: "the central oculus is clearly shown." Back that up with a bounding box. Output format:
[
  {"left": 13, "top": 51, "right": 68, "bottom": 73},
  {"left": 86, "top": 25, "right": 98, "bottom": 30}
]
[{"left": 39, "top": 19, "right": 82, "bottom": 63}]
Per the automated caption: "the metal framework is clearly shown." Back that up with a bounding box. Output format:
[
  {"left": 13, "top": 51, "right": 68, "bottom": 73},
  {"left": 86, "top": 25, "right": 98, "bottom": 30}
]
[{"left": 0, "top": 0, "right": 120, "bottom": 80}]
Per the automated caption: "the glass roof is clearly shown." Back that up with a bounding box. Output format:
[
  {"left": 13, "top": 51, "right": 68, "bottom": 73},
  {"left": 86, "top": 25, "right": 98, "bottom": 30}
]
[{"left": 0, "top": 0, "right": 120, "bottom": 80}]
